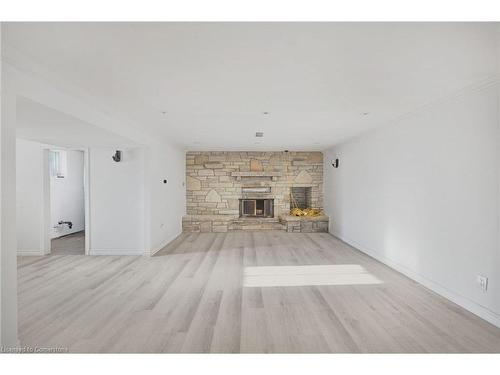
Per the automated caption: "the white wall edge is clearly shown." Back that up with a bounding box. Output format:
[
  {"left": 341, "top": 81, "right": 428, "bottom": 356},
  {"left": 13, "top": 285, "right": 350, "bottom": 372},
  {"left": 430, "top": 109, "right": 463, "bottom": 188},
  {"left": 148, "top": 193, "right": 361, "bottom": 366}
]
[
  {"left": 41, "top": 148, "right": 51, "bottom": 255},
  {"left": 330, "top": 233, "right": 500, "bottom": 329},
  {"left": 83, "top": 148, "right": 91, "bottom": 256},
  {"left": 89, "top": 249, "right": 144, "bottom": 256}
]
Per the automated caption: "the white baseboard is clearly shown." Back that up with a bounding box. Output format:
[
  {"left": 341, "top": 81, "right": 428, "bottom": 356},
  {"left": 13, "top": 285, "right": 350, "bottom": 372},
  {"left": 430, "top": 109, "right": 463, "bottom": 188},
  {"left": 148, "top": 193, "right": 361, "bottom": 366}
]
[
  {"left": 17, "top": 249, "right": 45, "bottom": 256},
  {"left": 89, "top": 248, "right": 144, "bottom": 256},
  {"left": 331, "top": 232, "right": 500, "bottom": 329}
]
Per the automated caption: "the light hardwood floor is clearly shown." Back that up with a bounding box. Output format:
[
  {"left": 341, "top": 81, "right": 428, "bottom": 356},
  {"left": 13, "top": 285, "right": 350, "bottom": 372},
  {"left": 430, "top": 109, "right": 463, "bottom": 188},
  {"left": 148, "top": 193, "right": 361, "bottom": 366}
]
[
  {"left": 18, "top": 231, "right": 500, "bottom": 353},
  {"left": 51, "top": 231, "right": 85, "bottom": 255}
]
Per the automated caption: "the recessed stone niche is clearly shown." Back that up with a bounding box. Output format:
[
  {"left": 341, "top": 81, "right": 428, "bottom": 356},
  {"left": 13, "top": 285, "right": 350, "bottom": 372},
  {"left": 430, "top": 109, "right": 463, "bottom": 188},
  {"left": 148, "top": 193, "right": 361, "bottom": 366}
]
[
  {"left": 183, "top": 151, "right": 327, "bottom": 232},
  {"left": 290, "top": 187, "right": 312, "bottom": 209}
]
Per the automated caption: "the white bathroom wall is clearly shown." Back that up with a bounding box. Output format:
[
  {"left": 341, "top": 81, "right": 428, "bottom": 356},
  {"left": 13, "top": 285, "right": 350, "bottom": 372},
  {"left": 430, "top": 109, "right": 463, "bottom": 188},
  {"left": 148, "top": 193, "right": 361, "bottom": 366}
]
[
  {"left": 50, "top": 149, "right": 85, "bottom": 238},
  {"left": 324, "top": 83, "right": 500, "bottom": 327},
  {"left": 88, "top": 147, "right": 146, "bottom": 255}
]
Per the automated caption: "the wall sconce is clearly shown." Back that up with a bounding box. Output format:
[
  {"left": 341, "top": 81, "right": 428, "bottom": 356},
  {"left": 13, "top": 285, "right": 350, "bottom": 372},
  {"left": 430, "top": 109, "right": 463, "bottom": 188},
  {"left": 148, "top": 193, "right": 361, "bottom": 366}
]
[
  {"left": 112, "top": 150, "right": 122, "bottom": 162},
  {"left": 331, "top": 158, "right": 339, "bottom": 168}
]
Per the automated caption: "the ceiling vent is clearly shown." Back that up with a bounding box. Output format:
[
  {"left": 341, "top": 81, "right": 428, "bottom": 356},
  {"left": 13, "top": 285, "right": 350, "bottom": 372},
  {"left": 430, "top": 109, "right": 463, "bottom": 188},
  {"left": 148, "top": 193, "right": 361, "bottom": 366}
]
[{"left": 255, "top": 132, "right": 264, "bottom": 137}]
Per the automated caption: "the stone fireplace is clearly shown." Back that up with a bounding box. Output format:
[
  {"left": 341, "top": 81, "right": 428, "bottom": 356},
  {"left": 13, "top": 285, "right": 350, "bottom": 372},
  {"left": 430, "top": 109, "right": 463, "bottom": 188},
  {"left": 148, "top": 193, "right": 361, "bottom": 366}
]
[{"left": 182, "top": 151, "right": 328, "bottom": 232}]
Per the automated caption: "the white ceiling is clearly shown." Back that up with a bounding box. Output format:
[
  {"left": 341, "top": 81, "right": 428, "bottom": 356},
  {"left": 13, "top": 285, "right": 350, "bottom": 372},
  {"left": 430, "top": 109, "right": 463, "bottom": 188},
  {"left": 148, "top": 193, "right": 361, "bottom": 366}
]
[
  {"left": 4, "top": 23, "right": 499, "bottom": 150},
  {"left": 16, "top": 97, "right": 139, "bottom": 148}
]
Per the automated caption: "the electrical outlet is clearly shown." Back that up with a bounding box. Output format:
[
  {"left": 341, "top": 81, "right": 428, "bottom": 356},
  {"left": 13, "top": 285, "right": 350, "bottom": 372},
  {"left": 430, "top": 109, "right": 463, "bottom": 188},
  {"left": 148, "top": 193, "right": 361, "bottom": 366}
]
[{"left": 477, "top": 275, "right": 488, "bottom": 292}]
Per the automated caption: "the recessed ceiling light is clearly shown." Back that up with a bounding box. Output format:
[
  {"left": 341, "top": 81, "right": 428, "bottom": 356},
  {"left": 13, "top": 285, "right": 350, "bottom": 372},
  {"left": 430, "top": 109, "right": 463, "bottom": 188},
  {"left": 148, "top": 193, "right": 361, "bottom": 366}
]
[{"left": 255, "top": 132, "right": 264, "bottom": 137}]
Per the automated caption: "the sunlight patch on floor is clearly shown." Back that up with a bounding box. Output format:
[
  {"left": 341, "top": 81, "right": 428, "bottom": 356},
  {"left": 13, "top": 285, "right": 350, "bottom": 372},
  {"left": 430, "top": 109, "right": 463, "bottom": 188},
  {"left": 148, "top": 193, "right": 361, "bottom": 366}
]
[{"left": 243, "top": 264, "right": 383, "bottom": 287}]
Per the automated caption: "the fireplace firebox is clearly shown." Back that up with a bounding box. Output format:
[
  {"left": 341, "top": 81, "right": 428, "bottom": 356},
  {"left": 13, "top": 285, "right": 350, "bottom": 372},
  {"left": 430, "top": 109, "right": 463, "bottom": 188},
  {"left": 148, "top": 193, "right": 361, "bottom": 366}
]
[{"left": 239, "top": 199, "right": 274, "bottom": 218}]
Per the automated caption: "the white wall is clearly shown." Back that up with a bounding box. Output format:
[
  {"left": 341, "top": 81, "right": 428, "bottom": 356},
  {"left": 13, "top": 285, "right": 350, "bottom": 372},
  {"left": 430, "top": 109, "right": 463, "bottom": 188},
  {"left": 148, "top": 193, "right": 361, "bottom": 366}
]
[
  {"left": 16, "top": 139, "right": 50, "bottom": 255},
  {"left": 50, "top": 149, "right": 84, "bottom": 239},
  {"left": 1, "top": 37, "right": 19, "bottom": 346},
  {"left": 147, "top": 143, "right": 186, "bottom": 255},
  {"left": 324, "top": 83, "right": 500, "bottom": 327},
  {"left": 1, "top": 21, "right": 3, "bottom": 346},
  {"left": 89, "top": 147, "right": 146, "bottom": 255}
]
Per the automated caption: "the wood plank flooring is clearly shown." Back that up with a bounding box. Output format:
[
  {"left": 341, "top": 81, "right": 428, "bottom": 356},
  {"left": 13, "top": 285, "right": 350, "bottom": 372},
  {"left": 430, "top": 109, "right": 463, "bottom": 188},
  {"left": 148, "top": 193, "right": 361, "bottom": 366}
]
[
  {"left": 17, "top": 231, "right": 500, "bottom": 353},
  {"left": 51, "top": 231, "right": 85, "bottom": 255}
]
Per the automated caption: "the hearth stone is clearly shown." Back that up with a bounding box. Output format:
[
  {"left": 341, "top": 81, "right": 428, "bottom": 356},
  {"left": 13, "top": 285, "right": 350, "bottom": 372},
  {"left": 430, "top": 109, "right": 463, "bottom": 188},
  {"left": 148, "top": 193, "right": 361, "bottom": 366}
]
[
  {"left": 182, "top": 213, "right": 329, "bottom": 233},
  {"left": 278, "top": 214, "right": 329, "bottom": 233},
  {"left": 182, "top": 214, "right": 286, "bottom": 232}
]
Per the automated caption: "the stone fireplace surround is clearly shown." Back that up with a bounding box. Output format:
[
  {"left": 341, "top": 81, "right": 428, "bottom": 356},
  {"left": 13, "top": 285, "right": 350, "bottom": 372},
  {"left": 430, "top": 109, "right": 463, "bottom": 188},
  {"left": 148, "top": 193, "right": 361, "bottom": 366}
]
[{"left": 183, "top": 151, "right": 328, "bottom": 232}]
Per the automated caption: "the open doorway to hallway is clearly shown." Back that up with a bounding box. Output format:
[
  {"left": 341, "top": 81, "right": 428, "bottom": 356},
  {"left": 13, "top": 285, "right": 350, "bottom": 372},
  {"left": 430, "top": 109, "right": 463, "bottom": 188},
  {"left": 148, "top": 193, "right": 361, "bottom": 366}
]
[{"left": 49, "top": 149, "right": 85, "bottom": 255}]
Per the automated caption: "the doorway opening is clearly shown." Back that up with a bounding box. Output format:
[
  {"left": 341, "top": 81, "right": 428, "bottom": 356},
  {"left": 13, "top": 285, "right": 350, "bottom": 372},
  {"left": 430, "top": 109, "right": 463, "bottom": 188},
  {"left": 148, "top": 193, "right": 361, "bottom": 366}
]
[{"left": 49, "top": 149, "right": 86, "bottom": 255}]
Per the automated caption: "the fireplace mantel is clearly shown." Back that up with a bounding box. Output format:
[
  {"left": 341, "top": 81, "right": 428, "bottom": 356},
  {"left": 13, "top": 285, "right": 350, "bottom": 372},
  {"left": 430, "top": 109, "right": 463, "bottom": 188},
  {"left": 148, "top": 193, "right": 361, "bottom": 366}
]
[{"left": 230, "top": 171, "right": 282, "bottom": 181}]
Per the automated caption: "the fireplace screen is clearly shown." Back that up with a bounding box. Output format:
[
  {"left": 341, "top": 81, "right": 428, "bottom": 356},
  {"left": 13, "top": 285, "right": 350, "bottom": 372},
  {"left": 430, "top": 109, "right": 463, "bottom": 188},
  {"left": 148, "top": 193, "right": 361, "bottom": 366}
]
[{"left": 239, "top": 199, "right": 274, "bottom": 218}]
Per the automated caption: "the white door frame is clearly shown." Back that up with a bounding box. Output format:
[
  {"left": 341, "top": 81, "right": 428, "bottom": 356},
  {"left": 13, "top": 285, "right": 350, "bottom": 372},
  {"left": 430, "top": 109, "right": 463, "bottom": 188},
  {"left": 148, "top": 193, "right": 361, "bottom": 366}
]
[
  {"left": 83, "top": 148, "right": 90, "bottom": 255},
  {"left": 43, "top": 146, "right": 90, "bottom": 255}
]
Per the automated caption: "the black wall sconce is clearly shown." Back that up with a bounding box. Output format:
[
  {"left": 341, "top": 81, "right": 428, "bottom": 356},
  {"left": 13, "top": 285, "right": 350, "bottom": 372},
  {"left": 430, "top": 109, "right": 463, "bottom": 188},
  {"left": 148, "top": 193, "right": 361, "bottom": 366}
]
[
  {"left": 331, "top": 158, "right": 339, "bottom": 168},
  {"left": 112, "top": 150, "right": 122, "bottom": 162}
]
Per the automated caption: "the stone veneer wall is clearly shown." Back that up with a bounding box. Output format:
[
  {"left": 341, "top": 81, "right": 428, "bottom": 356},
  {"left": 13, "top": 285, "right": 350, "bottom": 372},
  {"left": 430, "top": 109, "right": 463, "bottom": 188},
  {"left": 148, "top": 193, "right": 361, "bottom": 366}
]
[{"left": 186, "top": 151, "right": 323, "bottom": 217}]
